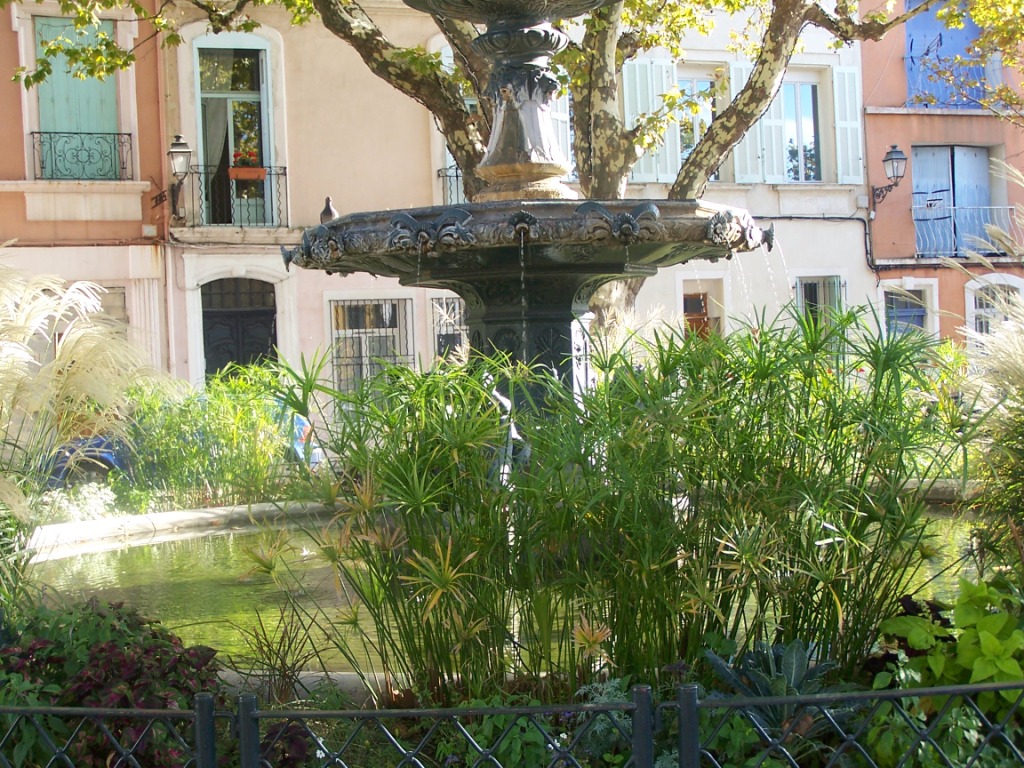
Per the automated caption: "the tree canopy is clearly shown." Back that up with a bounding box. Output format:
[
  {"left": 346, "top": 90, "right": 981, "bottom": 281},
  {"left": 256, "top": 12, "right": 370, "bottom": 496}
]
[{"left": 10, "top": 0, "right": 983, "bottom": 202}]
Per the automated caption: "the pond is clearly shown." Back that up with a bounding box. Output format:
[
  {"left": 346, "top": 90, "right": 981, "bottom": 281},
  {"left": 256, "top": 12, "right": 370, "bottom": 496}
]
[{"left": 27, "top": 511, "right": 978, "bottom": 672}]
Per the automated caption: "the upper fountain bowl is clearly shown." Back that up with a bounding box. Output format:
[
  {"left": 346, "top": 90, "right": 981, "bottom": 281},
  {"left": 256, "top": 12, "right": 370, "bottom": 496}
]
[{"left": 402, "top": 0, "right": 615, "bottom": 25}]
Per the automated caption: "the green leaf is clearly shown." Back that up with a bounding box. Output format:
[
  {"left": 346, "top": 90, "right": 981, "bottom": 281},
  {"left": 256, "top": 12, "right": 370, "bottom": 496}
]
[
  {"left": 927, "top": 652, "right": 946, "bottom": 680},
  {"left": 969, "top": 657, "right": 997, "bottom": 683},
  {"left": 976, "top": 611, "right": 1010, "bottom": 637},
  {"left": 978, "top": 630, "right": 1003, "bottom": 658}
]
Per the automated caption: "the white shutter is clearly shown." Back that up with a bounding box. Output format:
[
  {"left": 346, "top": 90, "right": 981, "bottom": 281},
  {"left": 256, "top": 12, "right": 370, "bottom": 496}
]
[
  {"left": 730, "top": 62, "right": 761, "bottom": 183},
  {"left": 550, "top": 91, "right": 574, "bottom": 178},
  {"left": 833, "top": 67, "right": 864, "bottom": 184},
  {"left": 623, "top": 59, "right": 659, "bottom": 183},
  {"left": 440, "top": 45, "right": 455, "bottom": 74},
  {"left": 652, "top": 59, "right": 682, "bottom": 182},
  {"left": 761, "top": 88, "right": 787, "bottom": 183}
]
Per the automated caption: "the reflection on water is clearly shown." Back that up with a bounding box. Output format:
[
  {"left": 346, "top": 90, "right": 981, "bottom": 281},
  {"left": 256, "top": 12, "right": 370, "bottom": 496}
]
[
  {"left": 29, "top": 525, "right": 356, "bottom": 670},
  {"left": 28, "top": 511, "right": 980, "bottom": 672}
]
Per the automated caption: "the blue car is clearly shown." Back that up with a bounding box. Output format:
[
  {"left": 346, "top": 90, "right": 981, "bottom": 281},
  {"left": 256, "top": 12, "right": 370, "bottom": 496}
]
[{"left": 46, "top": 434, "right": 130, "bottom": 489}]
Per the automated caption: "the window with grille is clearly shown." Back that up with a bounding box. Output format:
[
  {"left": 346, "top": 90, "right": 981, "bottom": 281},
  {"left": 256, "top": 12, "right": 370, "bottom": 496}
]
[
  {"left": 795, "top": 276, "right": 843, "bottom": 326},
  {"left": 331, "top": 299, "right": 413, "bottom": 391},
  {"left": 431, "top": 297, "right": 468, "bottom": 361}
]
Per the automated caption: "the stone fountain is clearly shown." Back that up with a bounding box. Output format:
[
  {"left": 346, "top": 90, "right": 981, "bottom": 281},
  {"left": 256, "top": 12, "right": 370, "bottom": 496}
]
[{"left": 284, "top": 0, "right": 772, "bottom": 382}]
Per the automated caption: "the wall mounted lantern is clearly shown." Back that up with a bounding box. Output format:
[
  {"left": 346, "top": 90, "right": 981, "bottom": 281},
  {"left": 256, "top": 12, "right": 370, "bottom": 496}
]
[
  {"left": 167, "top": 135, "right": 192, "bottom": 220},
  {"left": 872, "top": 144, "right": 908, "bottom": 206}
]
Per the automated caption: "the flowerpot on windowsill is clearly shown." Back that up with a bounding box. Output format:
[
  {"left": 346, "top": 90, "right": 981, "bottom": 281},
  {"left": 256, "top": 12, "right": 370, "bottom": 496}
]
[{"left": 229, "top": 166, "right": 267, "bottom": 181}]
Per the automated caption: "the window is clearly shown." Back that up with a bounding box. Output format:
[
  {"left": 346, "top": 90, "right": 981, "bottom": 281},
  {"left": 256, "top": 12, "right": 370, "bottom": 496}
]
[
  {"left": 197, "top": 43, "right": 274, "bottom": 225},
  {"left": 32, "top": 17, "right": 130, "bottom": 180},
  {"left": 431, "top": 297, "right": 468, "bottom": 360},
  {"left": 912, "top": 146, "right": 994, "bottom": 257},
  {"left": 678, "top": 77, "right": 715, "bottom": 172},
  {"left": 683, "top": 293, "right": 714, "bottom": 338},
  {"left": 795, "top": 276, "right": 843, "bottom": 325},
  {"left": 972, "top": 284, "right": 1016, "bottom": 335},
  {"left": 904, "top": 0, "right": 991, "bottom": 107},
  {"left": 331, "top": 300, "right": 413, "bottom": 391},
  {"left": 730, "top": 64, "right": 862, "bottom": 185},
  {"left": 884, "top": 290, "right": 926, "bottom": 335},
  {"left": 782, "top": 82, "right": 820, "bottom": 182}
]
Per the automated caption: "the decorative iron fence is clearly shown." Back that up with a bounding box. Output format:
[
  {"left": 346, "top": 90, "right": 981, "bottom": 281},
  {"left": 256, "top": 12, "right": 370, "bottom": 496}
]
[
  {"left": 30, "top": 131, "right": 133, "bottom": 181},
  {"left": 180, "top": 165, "right": 289, "bottom": 228},
  {"left": 2, "top": 681, "right": 1022, "bottom": 766},
  {"left": 914, "top": 204, "right": 1022, "bottom": 258}
]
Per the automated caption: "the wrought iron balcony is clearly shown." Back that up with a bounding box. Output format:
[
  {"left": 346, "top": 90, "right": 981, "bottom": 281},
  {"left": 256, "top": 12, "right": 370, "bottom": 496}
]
[
  {"left": 437, "top": 164, "right": 468, "bottom": 205},
  {"left": 179, "top": 165, "right": 289, "bottom": 228},
  {"left": 913, "top": 204, "right": 1022, "bottom": 258},
  {"left": 31, "top": 131, "right": 133, "bottom": 181}
]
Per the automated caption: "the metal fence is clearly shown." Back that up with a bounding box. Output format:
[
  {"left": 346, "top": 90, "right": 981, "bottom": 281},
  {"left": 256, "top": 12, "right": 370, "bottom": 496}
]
[{"left": 2, "top": 681, "right": 1022, "bottom": 767}]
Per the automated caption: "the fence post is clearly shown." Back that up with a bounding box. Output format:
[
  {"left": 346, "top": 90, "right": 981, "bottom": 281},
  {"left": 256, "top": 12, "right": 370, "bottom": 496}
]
[
  {"left": 631, "top": 684, "right": 654, "bottom": 768},
  {"left": 677, "top": 684, "right": 700, "bottom": 768},
  {"left": 193, "top": 693, "right": 217, "bottom": 768},
  {"left": 238, "top": 694, "right": 261, "bottom": 768}
]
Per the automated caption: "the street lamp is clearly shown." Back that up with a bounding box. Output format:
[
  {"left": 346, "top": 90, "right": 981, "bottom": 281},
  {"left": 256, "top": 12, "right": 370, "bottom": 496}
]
[
  {"left": 167, "top": 135, "right": 192, "bottom": 221},
  {"left": 872, "top": 144, "right": 908, "bottom": 206}
]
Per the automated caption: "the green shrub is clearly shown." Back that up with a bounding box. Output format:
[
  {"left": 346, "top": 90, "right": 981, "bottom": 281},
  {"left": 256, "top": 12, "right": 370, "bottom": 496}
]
[
  {"left": 278, "top": 307, "right": 967, "bottom": 703},
  {"left": 118, "top": 364, "right": 299, "bottom": 511}
]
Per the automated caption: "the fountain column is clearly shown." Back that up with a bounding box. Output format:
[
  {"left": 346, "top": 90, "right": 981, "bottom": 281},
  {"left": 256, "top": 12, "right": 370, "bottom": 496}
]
[{"left": 285, "top": 0, "right": 772, "bottom": 384}]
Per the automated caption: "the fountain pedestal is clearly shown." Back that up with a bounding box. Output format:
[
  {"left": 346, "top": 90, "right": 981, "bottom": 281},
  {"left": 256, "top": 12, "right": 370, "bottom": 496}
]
[{"left": 285, "top": 0, "right": 772, "bottom": 382}]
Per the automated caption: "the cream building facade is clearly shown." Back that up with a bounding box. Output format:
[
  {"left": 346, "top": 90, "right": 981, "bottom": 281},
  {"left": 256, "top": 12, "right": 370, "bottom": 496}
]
[{"left": 1, "top": 1, "right": 883, "bottom": 391}]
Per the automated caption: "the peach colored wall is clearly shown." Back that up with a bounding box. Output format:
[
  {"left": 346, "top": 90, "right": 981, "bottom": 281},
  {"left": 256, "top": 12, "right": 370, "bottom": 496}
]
[
  {"left": 861, "top": 0, "right": 1024, "bottom": 341},
  {"left": 0, "top": 3, "right": 169, "bottom": 245}
]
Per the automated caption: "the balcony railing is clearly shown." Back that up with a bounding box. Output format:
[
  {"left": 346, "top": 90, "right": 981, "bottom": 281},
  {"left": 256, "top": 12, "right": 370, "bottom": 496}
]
[
  {"left": 180, "top": 165, "right": 289, "bottom": 228},
  {"left": 31, "top": 131, "right": 133, "bottom": 181},
  {"left": 913, "top": 204, "right": 1022, "bottom": 258},
  {"left": 437, "top": 164, "right": 467, "bottom": 205}
]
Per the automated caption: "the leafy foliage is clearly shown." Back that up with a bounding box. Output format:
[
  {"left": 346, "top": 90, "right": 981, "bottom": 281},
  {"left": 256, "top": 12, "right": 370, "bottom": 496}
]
[
  {"left": 275, "top": 307, "right": 966, "bottom": 705},
  {"left": 114, "top": 364, "right": 308, "bottom": 511},
  {"left": 0, "top": 599, "right": 221, "bottom": 766}
]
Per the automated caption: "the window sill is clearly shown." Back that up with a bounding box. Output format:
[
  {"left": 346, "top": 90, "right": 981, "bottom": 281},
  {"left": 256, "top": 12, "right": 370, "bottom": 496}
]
[{"left": 0, "top": 179, "right": 151, "bottom": 221}]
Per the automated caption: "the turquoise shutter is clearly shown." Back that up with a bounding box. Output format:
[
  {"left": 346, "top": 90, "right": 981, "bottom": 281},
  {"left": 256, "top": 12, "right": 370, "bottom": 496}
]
[
  {"left": 35, "top": 18, "right": 119, "bottom": 179},
  {"left": 730, "top": 62, "right": 760, "bottom": 183},
  {"left": 833, "top": 67, "right": 864, "bottom": 184}
]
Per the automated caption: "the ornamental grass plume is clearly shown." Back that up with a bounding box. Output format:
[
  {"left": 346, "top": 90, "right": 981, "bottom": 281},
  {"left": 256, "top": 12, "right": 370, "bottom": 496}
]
[{"left": 0, "top": 259, "right": 151, "bottom": 616}]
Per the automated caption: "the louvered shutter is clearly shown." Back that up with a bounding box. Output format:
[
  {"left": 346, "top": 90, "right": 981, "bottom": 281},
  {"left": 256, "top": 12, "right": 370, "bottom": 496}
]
[
  {"left": 730, "top": 62, "right": 761, "bottom": 183},
  {"left": 623, "top": 59, "right": 658, "bottom": 183},
  {"left": 761, "top": 88, "right": 787, "bottom": 183},
  {"left": 833, "top": 67, "right": 864, "bottom": 184},
  {"left": 550, "top": 91, "right": 574, "bottom": 178}
]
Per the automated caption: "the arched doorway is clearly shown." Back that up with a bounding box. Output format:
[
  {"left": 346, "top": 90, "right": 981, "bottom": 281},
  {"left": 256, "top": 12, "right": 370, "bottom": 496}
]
[{"left": 201, "top": 278, "right": 277, "bottom": 375}]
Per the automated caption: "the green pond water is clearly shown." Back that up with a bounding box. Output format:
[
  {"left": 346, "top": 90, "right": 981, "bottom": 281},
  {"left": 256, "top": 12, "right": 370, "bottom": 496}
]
[{"left": 28, "top": 513, "right": 977, "bottom": 672}]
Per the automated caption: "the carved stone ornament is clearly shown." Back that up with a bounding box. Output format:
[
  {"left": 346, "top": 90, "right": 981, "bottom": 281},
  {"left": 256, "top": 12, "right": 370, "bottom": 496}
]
[
  {"left": 401, "top": 0, "right": 615, "bottom": 25},
  {"left": 284, "top": 199, "right": 770, "bottom": 278}
]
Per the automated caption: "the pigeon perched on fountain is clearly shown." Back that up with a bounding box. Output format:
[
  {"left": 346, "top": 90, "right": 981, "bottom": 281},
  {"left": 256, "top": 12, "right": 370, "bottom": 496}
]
[{"left": 320, "top": 196, "right": 339, "bottom": 224}]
